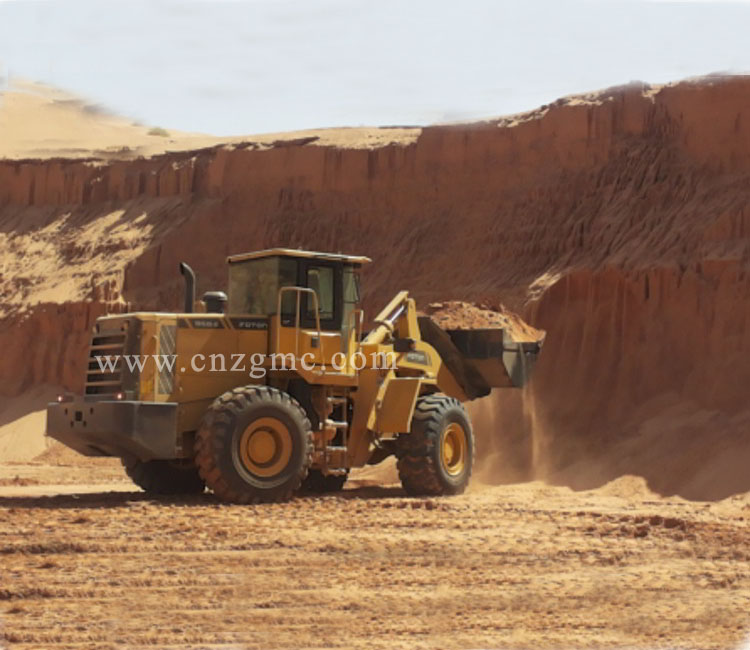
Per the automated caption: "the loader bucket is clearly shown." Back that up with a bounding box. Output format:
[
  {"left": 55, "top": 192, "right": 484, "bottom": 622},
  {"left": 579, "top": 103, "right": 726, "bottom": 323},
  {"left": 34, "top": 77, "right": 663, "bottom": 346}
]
[{"left": 418, "top": 316, "right": 544, "bottom": 400}]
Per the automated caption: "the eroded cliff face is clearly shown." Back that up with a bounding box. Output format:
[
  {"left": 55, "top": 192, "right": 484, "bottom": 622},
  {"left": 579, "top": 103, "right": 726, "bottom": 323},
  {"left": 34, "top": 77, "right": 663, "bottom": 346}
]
[
  {"left": 517, "top": 263, "right": 750, "bottom": 500},
  {"left": 2, "top": 76, "right": 750, "bottom": 497}
]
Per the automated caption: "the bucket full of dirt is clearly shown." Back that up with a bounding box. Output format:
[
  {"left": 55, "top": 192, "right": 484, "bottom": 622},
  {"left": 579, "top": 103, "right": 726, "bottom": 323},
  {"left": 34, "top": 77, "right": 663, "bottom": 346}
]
[{"left": 418, "top": 302, "right": 545, "bottom": 400}]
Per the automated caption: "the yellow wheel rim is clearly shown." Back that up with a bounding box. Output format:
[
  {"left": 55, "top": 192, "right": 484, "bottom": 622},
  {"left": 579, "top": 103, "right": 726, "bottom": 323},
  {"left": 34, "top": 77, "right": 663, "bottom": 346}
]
[
  {"left": 441, "top": 422, "right": 467, "bottom": 477},
  {"left": 238, "top": 417, "right": 293, "bottom": 478}
]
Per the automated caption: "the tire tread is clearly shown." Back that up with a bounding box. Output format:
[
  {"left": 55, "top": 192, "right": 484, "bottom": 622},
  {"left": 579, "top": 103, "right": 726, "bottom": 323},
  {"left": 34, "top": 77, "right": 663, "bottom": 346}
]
[
  {"left": 395, "top": 395, "right": 473, "bottom": 496},
  {"left": 194, "top": 385, "right": 313, "bottom": 504}
]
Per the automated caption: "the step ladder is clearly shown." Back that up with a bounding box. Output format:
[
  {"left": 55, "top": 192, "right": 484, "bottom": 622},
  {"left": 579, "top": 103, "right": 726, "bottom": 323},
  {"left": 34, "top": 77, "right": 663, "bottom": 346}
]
[{"left": 322, "top": 395, "right": 348, "bottom": 476}]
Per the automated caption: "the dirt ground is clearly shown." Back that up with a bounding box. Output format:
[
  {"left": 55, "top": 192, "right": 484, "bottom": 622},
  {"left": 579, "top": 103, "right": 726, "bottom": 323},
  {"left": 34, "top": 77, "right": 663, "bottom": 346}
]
[{"left": 1, "top": 459, "right": 749, "bottom": 650}]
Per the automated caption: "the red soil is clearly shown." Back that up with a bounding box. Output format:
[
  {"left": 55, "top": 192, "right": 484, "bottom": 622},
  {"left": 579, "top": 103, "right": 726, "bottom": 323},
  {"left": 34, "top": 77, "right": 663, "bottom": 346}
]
[{"left": 3, "top": 76, "right": 750, "bottom": 501}]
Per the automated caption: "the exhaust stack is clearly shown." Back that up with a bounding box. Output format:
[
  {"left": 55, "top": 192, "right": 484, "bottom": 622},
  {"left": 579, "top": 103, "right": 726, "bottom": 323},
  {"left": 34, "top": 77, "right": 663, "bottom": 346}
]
[{"left": 179, "top": 262, "right": 196, "bottom": 313}]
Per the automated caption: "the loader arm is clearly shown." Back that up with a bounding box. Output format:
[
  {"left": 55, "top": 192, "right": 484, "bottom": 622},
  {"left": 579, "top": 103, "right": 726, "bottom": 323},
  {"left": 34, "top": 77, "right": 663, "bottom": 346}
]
[
  {"left": 348, "top": 292, "right": 471, "bottom": 465},
  {"left": 348, "top": 290, "right": 544, "bottom": 465}
]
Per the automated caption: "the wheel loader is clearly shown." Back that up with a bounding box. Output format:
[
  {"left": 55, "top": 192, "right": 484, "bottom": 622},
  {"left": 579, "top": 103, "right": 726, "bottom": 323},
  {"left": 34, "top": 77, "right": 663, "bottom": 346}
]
[{"left": 46, "top": 249, "right": 543, "bottom": 502}]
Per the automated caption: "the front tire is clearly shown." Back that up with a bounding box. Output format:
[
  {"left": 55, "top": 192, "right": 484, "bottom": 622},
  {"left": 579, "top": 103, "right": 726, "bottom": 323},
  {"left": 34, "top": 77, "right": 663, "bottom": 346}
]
[
  {"left": 396, "top": 394, "right": 474, "bottom": 496},
  {"left": 194, "top": 386, "right": 313, "bottom": 503},
  {"left": 122, "top": 458, "right": 205, "bottom": 495}
]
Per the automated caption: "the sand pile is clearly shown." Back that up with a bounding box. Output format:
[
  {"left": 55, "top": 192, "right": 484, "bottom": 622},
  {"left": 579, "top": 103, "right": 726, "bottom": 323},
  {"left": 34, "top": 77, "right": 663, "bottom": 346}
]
[{"left": 0, "top": 385, "right": 59, "bottom": 462}]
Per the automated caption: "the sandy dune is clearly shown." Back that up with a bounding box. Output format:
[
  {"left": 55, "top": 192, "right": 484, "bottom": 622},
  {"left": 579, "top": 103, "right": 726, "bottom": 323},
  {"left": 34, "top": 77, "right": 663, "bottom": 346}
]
[{"left": 0, "top": 80, "right": 419, "bottom": 161}]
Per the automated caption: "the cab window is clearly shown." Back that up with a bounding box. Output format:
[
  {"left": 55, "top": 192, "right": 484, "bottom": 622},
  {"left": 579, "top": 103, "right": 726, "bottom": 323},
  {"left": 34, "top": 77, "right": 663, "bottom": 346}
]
[
  {"left": 227, "top": 256, "right": 298, "bottom": 315},
  {"left": 306, "top": 265, "right": 335, "bottom": 320}
]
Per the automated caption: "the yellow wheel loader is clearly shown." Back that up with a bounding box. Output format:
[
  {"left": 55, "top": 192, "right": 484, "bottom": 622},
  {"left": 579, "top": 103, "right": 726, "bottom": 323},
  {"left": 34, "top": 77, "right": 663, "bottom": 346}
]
[{"left": 46, "top": 249, "right": 543, "bottom": 502}]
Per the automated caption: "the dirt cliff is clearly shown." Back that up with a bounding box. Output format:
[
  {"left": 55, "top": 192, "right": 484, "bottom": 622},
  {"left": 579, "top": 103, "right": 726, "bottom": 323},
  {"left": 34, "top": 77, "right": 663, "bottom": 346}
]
[{"left": 2, "top": 76, "right": 750, "bottom": 499}]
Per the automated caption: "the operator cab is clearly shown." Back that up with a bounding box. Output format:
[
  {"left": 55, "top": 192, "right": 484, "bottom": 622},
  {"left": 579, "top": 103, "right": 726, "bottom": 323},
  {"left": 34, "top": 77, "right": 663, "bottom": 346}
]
[{"left": 226, "top": 248, "right": 370, "bottom": 331}]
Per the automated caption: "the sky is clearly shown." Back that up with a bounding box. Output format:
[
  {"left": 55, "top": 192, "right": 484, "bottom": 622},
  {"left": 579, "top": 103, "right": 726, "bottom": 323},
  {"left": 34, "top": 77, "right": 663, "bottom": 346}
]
[{"left": 0, "top": 0, "right": 749, "bottom": 135}]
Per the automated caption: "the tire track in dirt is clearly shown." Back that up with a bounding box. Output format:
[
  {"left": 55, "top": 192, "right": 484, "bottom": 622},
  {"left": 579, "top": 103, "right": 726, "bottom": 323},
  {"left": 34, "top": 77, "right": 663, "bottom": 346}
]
[{"left": 1, "top": 476, "right": 749, "bottom": 649}]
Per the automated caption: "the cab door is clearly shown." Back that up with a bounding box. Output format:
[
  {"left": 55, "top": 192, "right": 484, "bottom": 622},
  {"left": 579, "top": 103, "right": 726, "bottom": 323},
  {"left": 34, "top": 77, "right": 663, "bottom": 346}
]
[{"left": 297, "top": 260, "right": 344, "bottom": 365}]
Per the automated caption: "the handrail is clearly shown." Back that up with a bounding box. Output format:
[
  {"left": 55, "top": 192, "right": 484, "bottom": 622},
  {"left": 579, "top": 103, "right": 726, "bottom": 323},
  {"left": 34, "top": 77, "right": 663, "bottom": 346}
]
[
  {"left": 348, "top": 308, "right": 364, "bottom": 345},
  {"left": 275, "top": 286, "right": 324, "bottom": 362}
]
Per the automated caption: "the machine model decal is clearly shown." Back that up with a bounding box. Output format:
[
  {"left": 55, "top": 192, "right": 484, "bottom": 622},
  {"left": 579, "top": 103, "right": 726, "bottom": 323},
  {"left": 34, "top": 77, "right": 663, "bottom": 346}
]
[
  {"left": 405, "top": 350, "right": 430, "bottom": 365},
  {"left": 190, "top": 318, "right": 225, "bottom": 329},
  {"left": 230, "top": 318, "right": 269, "bottom": 330}
]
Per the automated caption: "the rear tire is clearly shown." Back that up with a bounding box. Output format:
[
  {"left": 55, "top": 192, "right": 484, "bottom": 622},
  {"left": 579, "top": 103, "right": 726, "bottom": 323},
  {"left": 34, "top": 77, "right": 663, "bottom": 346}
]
[
  {"left": 194, "top": 386, "right": 313, "bottom": 503},
  {"left": 396, "top": 394, "right": 474, "bottom": 496},
  {"left": 122, "top": 458, "right": 205, "bottom": 495},
  {"left": 301, "top": 469, "right": 348, "bottom": 493}
]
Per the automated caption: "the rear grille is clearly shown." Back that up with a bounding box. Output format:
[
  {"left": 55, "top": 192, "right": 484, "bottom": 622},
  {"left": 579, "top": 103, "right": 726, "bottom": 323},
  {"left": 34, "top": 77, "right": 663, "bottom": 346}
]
[
  {"left": 84, "top": 317, "right": 142, "bottom": 398},
  {"left": 85, "top": 331, "right": 126, "bottom": 396}
]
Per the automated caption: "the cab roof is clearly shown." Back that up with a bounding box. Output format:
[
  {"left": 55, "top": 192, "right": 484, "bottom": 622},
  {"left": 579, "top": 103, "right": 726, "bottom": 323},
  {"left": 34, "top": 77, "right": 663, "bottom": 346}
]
[{"left": 227, "top": 248, "right": 371, "bottom": 265}]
